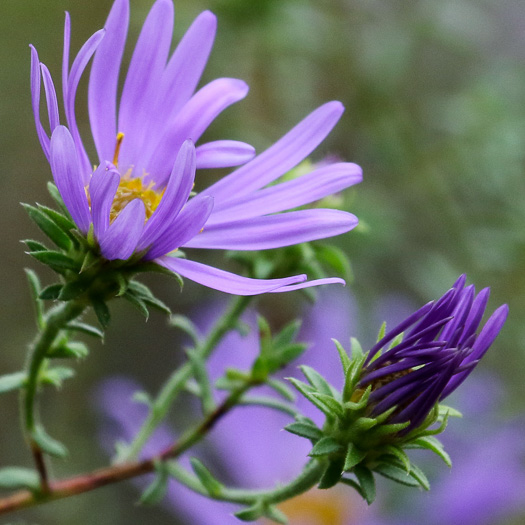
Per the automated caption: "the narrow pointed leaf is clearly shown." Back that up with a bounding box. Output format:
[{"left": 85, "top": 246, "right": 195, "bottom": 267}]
[
  {"left": 284, "top": 421, "right": 323, "bottom": 441},
  {"left": 374, "top": 463, "right": 420, "bottom": 487},
  {"left": 25, "top": 268, "right": 44, "bottom": 328},
  {"left": 354, "top": 465, "right": 376, "bottom": 505},
  {"left": 140, "top": 463, "right": 169, "bottom": 505},
  {"left": 32, "top": 426, "right": 68, "bottom": 458},
  {"left": 30, "top": 250, "right": 79, "bottom": 272},
  {"left": 309, "top": 436, "right": 343, "bottom": 457},
  {"left": 344, "top": 443, "right": 367, "bottom": 471},
  {"left": 0, "top": 372, "right": 27, "bottom": 394},
  {"left": 23, "top": 203, "right": 72, "bottom": 251},
  {"left": 0, "top": 468, "right": 40, "bottom": 492},
  {"left": 66, "top": 321, "right": 104, "bottom": 339},
  {"left": 300, "top": 365, "right": 334, "bottom": 396},
  {"left": 92, "top": 298, "right": 111, "bottom": 328},
  {"left": 39, "top": 283, "right": 63, "bottom": 300},
  {"left": 318, "top": 458, "right": 344, "bottom": 489},
  {"left": 190, "top": 458, "right": 223, "bottom": 497}
]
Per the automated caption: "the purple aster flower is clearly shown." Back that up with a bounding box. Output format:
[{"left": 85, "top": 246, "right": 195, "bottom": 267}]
[
  {"left": 29, "top": 0, "right": 362, "bottom": 295},
  {"left": 358, "top": 275, "right": 508, "bottom": 434}
]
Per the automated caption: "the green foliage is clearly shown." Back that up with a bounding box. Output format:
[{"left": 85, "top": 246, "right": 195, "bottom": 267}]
[{"left": 0, "top": 468, "right": 40, "bottom": 492}]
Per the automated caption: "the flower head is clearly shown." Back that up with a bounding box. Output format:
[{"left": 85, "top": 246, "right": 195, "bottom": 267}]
[
  {"left": 30, "top": 0, "right": 362, "bottom": 295},
  {"left": 358, "top": 274, "right": 509, "bottom": 433}
]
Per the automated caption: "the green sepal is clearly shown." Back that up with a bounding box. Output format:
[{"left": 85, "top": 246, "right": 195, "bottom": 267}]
[
  {"left": 66, "top": 321, "right": 104, "bottom": 339},
  {"left": 262, "top": 505, "right": 288, "bottom": 525},
  {"left": 287, "top": 378, "right": 335, "bottom": 419},
  {"left": 380, "top": 445, "right": 411, "bottom": 473},
  {"left": 169, "top": 315, "right": 201, "bottom": 345},
  {"left": 354, "top": 465, "right": 376, "bottom": 505},
  {"left": 127, "top": 281, "right": 171, "bottom": 315},
  {"left": 332, "top": 339, "right": 351, "bottom": 374},
  {"left": 350, "top": 337, "right": 364, "bottom": 360},
  {"left": 190, "top": 458, "right": 223, "bottom": 497},
  {"left": 353, "top": 416, "right": 378, "bottom": 432},
  {"left": 47, "top": 181, "right": 71, "bottom": 218},
  {"left": 309, "top": 436, "right": 343, "bottom": 457},
  {"left": 24, "top": 268, "right": 44, "bottom": 329},
  {"left": 344, "top": 443, "right": 367, "bottom": 471},
  {"left": 40, "top": 366, "right": 75, "bottom": 387},
  {"left": 376, "top": 322, "right": 387, "bottom": 343},
  {"left": 311, "top": 393, "right": 344, "bottom": 418},
  {"left": 405, "top": 436, "right": 451, "bottom": 467},
  {"left": 342, "top": 353, "right": 367, "bottom": 402},
  {"left": 139, "top": 461, "right": 169, "bottom": 505},
  {"left": 23, "top": 239, "right": 49, "bottom": 252},
  {"left": 22, "top": 203, "right": 72, "bottom": 251},
  {"left": 284, "top": 421, "right": 323, "bottom": 441},
  {"left": 92, "top": 298, "right": 111, "bottom": 328},
  {"left": 39, "top": 283, "right": 63, "bottom": 300},
  {"left": 29, "top": 250, "right": 80, "bottom": 273},
  {"left": 31, "top": 426, "right": 68, "bottom": 458},
  {"left": 80, "top": 250, "right": 99, "bottom": 272},
  {"left": 406, "top": 462, "right": 430, "bottom": 490},
  {"left": 37, "top": 204, "right": 76, "bottom": 236},
  {"left": 300, "top": 365, "right": 334, "bottom": 397},
  {"left": 343, "top": 385, "right": 371, "bottom": 411},
  {"left": 0, "top": 467, "right": 40, "bottom": 492},
  {"left": 438, "top": 404, "right": 463, "bottom": 419},
  {"left": 59, "top": 279, "right": 91, "bottom": 301},
  {"left": 0, "top": 372, "right": 27, "bottom": 394},
  {"left": 318, "top": 457, "right": 345, "bottom": 489},
  {"left": 48, "top": 341, "right": 89, "bottom": 359},
  {"left": 122, "top": 290, "right": 150, "bottom": 319},
  {"left": 373, "top": 462, "right": 420, "bottom": 488}
]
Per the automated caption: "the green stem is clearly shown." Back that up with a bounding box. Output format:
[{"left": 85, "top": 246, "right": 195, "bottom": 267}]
[
  {"left": 167, "top": 459, "right": 326, "bottom": 506},
  {"left": 22, "top": 300, "right": 86, "bottom": 475},
  {"left": 123, "top": 294, "right": 252, "bottom": 460}
]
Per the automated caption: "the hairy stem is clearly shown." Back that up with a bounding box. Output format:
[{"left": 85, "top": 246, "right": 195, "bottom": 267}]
[
  {"left": 0, "top": 375, "right": 254, "bottom": 515},
  {"left": 22, "top": 300, "right": 86, "bottom": 484},
  {"left": 123, "top": 294, "right": 252, "bottom": 460}
]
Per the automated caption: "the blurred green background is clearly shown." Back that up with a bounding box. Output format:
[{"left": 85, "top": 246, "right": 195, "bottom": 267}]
[{"left": 1, "top": 0, "right": 525, "bottom": 523}]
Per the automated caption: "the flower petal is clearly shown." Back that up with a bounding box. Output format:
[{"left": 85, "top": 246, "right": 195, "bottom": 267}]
[
  {"left": 207, "top": 162, "right": 362, "bottom": 225},
  {"left": 203, "top": 102, "right": 345, "bottom": 207},
  {"left": 89, "top": 163, "right": 120, "bottom": 239},
  {"left": 118, "top": 0, "right": 174, "bottom": 169},
  {"left": 89, "top": 0, "right": 129, "bottom": 163},
  {"left": 66, "top": 28, "right": 106, "bottom": 180},
  {"left": 146, "top": 78, "right": 249, "bottom": 186},
  {"left": 144, "top": 195, "right": 214, "bottom": 260},
  {"left": 138, "top": 140, "right": 196, "bottom": 251},
  {"left": 40, "top": 64, "right": 60, "bottom": 132},
  {"left": 99, "top": 199, "right": 145, "bottom": 260},
  {"left": 49, "top": 126, "right": 91, "bottom": 233},
  {"left": 184, "top": 209, "right": 358, "bottom": 250},
  {"left": 29, "top": 45, "right": 50, "bottom": 159},
  {"left": 155, "top": 257, "right": 308, "bottom": 296},
  {"left": 145, "top": 11, "right": 217, "bottom": 143},
  {"left": 195, "top": 140, "right": 256, "bottom": 169},
  {"left": 62, "top": 12, "right": 71, "bottom": 93}
]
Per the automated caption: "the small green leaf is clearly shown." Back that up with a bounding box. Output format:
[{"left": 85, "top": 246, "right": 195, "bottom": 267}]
[
  {"left": 25, "top": 268, "right": 44, "bottom": 329},
  {"left": 190, "top": 458, "right": 223, "bottom": 497},
  {"left": 92, "top": 298, "right": 111, "bottom": 328},
  {"left": 31, "top": 426, "right": 68, "bottom": 458},
  {"left": 263, "top": 505, "right": 289, "bottom": 524},
  {"left": 234, "top": 501, "right": 266, "bottom": 522},
  {"left": 30, "top": 250, "right": 79, "bottom": 272},
  {"left": 309, "top": 436, "right": 343, "bottom": 457},
  {"left": 318, "top": 458, "right": 344, "bottom": 489},
  {"left": 66, "top": 321, "right": 104, "bottom": 339},
  {"left": 59, "top": 279, "right": 90, "bottom": 300},
  {"left": 344, "top": 443, "right": 367, "bottom": 471},
  {"left": 0, "top": 372, "right": 27, "bottom": 394},
  {"left": 376, "top": 322, "right": 387, "bottom": 343},
  {"left": 186, "top": 348, "right": 215, "bottom": 415},
  {"left": 49, "top": 341, "right": 89, "bottom": 359},
  {"left": 407, "top": 462, "right": 430, "bottom": 490},
  {"left": 284, "top": 421, "right": 323, "bottom": 441},
  {"left": 127, "top": 280, "right": 171, "bottom": 315},
  {"left": 239, "top": 396, "right": 299, "bottom": 417},
  {"left": 381, "top": 445, "right": 411, "bottom": 473},
  {"left": 140, "top": 462, "right": 169, "bottom": 505},
  {"left": 41, "top": 366, "right": 75, "bottom": 386},
  {"left": 37, "top": 204, "right": 76, "bottom": 235},
  {"left": 438, "top": 404, "right": 463, "bottom": 418},
  {"left": 22, "top": 203, "right": 72, "bottom": 251},
  {"left": 39, "top": 283, "right": 63, "bottom": 300},
  {"left": 169, "top": 315, "right": 201, "bottom": 345},
  {"left": 354, "top": 465, "right": 376, "bottom": 505},
  {"left": 273, "top": 319, "right": 302, "bottom": 348},
  {"left": 0, "top": 467, "right": 40, "bottom": 492},
  {"left": 287, "top": 377, "right": 335, "bottom": 419},
  {"left": 265, "top": 378, "right": 296, "bottom": 401}
]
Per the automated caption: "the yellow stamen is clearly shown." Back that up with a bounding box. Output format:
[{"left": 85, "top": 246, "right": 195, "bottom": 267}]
[{"left": 113, "top": 132, "right": 125, "bottom": 166}]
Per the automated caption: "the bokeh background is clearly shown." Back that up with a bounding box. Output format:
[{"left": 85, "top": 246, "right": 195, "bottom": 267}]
[{"left": 1, "top": 0, "right": 525, "bottom": 523}]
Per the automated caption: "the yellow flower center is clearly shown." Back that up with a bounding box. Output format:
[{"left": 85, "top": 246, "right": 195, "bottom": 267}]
[
  {"left": 108, "top": 132, "right": 164, "bottom": 222},
  {"left": 270, "top": 487, "right": 364, "bottom": 525}
]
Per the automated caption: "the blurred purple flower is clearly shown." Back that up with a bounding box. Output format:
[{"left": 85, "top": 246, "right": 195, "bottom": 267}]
[
  {"left": 359, "top": 275, "right": 508, "bottom": 433},
  {"left": 29, "top": 0, "right": 362, "bottom": 295}
]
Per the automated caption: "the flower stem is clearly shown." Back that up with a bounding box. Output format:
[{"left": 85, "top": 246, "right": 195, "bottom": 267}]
[
  {"left": 22, "top": 300, "right": 86, "bottom": 485},
  {"left": 123, "top": 294, "right": 252, "bottom": 460}
]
